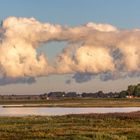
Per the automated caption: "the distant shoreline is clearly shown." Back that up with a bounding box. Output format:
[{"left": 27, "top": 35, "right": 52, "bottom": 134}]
[{"left": 1, "top": 98, "right": 140, "bottom": 107}]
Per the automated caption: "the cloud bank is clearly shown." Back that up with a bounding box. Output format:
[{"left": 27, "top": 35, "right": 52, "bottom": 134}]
[{"left": 0, "top": 16, "right": 140, "bottom": 84}]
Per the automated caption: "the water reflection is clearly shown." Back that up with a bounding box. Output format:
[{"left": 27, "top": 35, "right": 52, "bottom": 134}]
[{"left": 0, "top": 105, "right": 140, "bottom": 116}]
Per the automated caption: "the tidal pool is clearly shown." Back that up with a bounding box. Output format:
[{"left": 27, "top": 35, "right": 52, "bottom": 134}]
[{"left": 0, "top": 105, "right": 140, "bottom": 116}]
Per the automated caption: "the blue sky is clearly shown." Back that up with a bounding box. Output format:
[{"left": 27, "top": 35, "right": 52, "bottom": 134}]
[
  {"left": 1, "top": 0, "right": 140, "bottom": 28},
  {"left": 0, "top": 0, "right": 140, "bottom": 94}
]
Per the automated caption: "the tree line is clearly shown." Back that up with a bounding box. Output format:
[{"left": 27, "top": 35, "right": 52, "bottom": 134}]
[{"left": 119, "top": 83, "right": 140, "bottom": 98}]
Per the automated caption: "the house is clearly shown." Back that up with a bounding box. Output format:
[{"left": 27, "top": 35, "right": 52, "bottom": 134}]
[
  {"left": 126, "top": 95, "right": 134, "bottom": 99},
  {"left": 47, "top": 92, "right": 65, "bottom": 99},
  {"left": 65, "top": 92, "right": 77, "bottom": 98}
]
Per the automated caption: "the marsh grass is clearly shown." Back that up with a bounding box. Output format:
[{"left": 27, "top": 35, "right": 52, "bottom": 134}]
[
  {"left": 1, "top": 98, "right": 140, "bottom": 107},
  {"left": 0, "top": 112, "right": 140, "bottom": 139}
]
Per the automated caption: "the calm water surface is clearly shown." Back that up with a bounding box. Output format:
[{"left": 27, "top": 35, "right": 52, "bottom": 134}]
[{"left": 0, "top": 105, "right": 140, "bottom": 116}]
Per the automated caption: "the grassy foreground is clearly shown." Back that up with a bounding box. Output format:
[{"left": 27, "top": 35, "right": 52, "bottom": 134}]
[
  {"left": 0, "top": 112, "right": 140, "bottom": 140},
  {"left": 1, "top": 98, "right": 140, "bottom": 107}
]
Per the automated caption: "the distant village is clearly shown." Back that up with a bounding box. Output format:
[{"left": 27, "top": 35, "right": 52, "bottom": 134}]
[
  {"left": 0, "top": 83, "right": 140, "bottom": 100},
  {"left": 0, "top": 91, "right": 120, "bottom": 100},
  {"left": 0, "top": 84, "right": 140, "bottom": 100}
]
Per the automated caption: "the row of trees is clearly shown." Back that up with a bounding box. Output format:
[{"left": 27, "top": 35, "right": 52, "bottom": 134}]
[
  {"left": 119, "top": 83, "right": 140, "bottom": 98},
  {"left": 44, "top": 84, "right": 140, "bottom": 99}
]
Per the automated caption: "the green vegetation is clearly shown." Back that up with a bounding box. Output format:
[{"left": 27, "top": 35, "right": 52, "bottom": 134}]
[
  {"left": 0, "top": 112, "right": 140, "bottom": 140},
  {"left": 1, "top": 98, "right": 140, "bottom": 107},
  {"left": 126, "top": 83, "right": 140, "bottom": 97}
]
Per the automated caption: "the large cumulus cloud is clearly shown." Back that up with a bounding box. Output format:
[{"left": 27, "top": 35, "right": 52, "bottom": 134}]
[{"left": 0, "top": 16, "right": 140, "bottom": 84}]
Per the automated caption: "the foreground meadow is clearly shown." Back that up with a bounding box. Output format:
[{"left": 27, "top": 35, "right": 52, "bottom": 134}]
[{"left": 0, "top": 112, "right": 140, "bottom": 140}]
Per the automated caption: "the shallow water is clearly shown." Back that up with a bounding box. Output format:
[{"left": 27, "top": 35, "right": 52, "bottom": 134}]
[{"left": 0, "top": 105, "right": 140, "bottom": 116}]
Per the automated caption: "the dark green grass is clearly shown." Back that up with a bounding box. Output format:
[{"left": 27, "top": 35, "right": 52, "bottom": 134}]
[{"left": 0, "top": 112, "right": 140, "bottom": 140}]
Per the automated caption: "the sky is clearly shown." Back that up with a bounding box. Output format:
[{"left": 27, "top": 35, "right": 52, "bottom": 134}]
[{"left": 0, "top": 0, "right": 140, "bottom": 94}]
